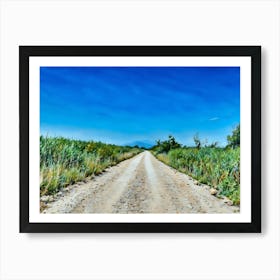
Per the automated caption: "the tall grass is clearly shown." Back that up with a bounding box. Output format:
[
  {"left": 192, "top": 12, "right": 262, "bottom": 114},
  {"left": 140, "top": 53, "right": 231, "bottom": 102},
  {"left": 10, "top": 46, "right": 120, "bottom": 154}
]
[
  {"left": 40, "top": 136, "right": 142, "bottom": 195},
  {"left": 154, "top": 147, "right": 240, "bottom": 205}
]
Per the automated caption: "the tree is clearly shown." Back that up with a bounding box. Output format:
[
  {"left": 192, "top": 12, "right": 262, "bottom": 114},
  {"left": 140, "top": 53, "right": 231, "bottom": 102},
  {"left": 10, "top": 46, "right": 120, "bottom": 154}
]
[
  {"left": 227, "top": 124, "right": 240, "bottom": 148},
  {"left": 193, "top": 133, "right": 201, "bottom": 149},
  {"left": 208, "top": 141, "right": 218, "bottom": 148},
  {"left": 168, "top": 135, "right": 181, "bottom": 150},
  {"left": 155, "top": 135, "right": 181, "bottom": 153}
]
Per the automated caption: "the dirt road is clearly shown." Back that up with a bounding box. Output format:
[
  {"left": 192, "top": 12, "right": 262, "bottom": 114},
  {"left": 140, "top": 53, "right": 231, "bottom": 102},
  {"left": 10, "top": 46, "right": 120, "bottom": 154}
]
[{"left": 43, "top": 151, "right": 239, "bottom": 214}]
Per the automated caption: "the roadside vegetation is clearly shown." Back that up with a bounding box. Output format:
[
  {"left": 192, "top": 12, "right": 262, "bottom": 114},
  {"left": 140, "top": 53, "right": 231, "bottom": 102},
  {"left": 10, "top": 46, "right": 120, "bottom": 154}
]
[
  {"left": 151, "top": 125, "right": 240, "bottom": 205},
  {"left": 40, "top": 136, "right": 143, "bottom": 195}
]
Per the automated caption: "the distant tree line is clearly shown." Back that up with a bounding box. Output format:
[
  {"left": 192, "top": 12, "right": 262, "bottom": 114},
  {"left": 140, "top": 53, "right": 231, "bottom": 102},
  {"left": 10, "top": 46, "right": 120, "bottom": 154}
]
[{"left": 151, "top": 124, "right": 240, "bottom": 153}]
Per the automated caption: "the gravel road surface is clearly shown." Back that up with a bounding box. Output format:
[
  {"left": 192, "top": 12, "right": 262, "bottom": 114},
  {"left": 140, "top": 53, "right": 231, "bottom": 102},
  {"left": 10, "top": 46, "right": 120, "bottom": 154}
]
[{"left": 43, "top": 151, "right": 239, "bottom": 214}]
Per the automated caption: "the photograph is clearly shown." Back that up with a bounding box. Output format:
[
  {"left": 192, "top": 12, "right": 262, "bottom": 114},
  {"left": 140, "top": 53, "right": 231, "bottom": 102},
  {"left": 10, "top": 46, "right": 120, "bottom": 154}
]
[
  {"left": 20, "top": 46, "right": 261, "bottom": 232},
  {"left": 39, "top": 66, "right": 240, "bottom": 214}
]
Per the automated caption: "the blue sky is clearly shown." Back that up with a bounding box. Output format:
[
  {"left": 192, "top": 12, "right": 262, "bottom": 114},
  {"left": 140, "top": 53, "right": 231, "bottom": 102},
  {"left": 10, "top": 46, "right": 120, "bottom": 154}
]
[{"left": 40, "top": 66, "right": 240, "bottom": 147}]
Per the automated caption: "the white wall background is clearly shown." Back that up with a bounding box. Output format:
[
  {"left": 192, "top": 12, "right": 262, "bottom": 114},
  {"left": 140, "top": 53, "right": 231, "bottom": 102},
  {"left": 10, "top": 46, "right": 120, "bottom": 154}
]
[{"left": 0, "top": 0, "right": 279, "bottom": 279}]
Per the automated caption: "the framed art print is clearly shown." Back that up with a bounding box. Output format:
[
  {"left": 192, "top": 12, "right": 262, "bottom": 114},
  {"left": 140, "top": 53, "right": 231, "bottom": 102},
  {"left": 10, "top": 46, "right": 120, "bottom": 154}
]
[{"left": 19, "top": 46, "right": 261, "bottom": 233}]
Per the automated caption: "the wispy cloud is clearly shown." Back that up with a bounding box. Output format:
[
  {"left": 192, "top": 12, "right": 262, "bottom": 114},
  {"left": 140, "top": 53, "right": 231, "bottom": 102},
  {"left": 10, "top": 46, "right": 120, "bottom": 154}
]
[
  {"left": 209, "top": 117, "right": 219, "bottom": 121},
  {"left": 40, "top": 67, "right": 240, "bottom": 145}
]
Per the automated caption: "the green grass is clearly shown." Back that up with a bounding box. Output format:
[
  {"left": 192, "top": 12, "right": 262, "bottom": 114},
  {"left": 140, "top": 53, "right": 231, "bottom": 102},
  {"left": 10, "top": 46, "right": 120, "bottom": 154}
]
[
  {"left": 40, "top": 135, "right": 240, "bottom": 205},
  {"left": 40, "top": 136, "right": 142, "bottom": 195},
  {"left": 154, "top": 147, "right": 240, "bottom": 205}
]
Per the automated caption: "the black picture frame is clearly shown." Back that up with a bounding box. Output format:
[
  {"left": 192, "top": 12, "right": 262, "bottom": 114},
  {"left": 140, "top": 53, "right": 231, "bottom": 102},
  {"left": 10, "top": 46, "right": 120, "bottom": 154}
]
[{"left": 20, "top": 46, "right": 261, "bottom": 233}]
